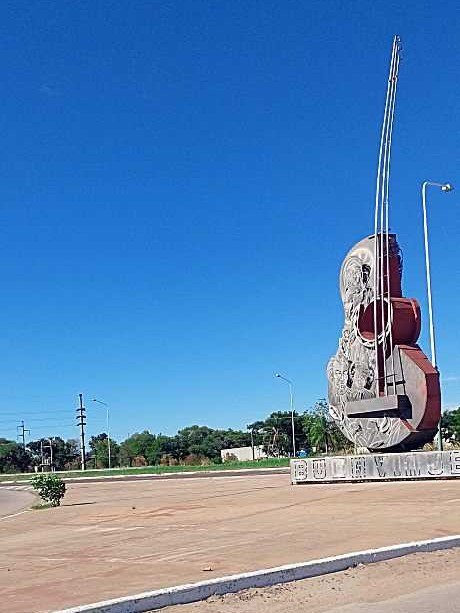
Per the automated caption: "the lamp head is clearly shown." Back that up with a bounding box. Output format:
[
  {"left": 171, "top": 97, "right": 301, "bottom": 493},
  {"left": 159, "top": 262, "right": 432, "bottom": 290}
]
[
  {"left": 274, "top": 373, "right": 281, "bottom": 378},
  {"left": 441, "top": 183, "right": 454, "bottom": 192}
]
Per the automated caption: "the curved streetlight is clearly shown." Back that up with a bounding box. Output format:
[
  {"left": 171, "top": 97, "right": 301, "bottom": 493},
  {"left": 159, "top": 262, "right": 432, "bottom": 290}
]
[
  {"left": 274, "top": 373, "right": 296, "bottom": 457},
  {"left": 92, "top": 398, "right": 111, "bottom": 469},
  {"left": 421, "top": 181, "right": 454, "bottom": 451}
]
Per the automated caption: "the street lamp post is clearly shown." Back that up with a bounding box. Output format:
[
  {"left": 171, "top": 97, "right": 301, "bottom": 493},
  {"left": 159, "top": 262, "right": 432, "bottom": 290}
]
[
  {"left": 274, "top": 373, "right": 296, "bottom": 458},
  {"left": 421, "top": 180, "right": 454, "bottom": 451},
  {"left": 92, "top": 399, "right": 111, "bottom": 469}
]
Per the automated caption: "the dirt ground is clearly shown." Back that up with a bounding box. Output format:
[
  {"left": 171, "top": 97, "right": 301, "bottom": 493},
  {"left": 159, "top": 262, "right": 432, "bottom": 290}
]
[
  {"left": 176, "top": 548, "right": 460, "bottom": 613},
  {"left": 1, "top": 474, "right": 459, "bottom": 613}
]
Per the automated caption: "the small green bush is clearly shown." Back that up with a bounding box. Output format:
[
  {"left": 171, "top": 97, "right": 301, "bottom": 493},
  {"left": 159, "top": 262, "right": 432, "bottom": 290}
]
[{"left": 32, "top": 473, "right": 66, "bottom": 507}]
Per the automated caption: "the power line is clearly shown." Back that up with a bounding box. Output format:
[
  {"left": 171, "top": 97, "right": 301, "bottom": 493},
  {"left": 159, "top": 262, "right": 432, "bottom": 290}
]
[
  {"left": 0, "top": 417, "right": 76, "bottom": 425},
  {"left": 0, "top": 410, "right": 71, "bottom": 417}
]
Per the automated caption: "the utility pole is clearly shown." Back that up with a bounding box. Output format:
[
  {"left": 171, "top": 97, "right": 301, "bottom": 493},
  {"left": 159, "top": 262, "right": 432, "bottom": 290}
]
[
  {"left": 17, "top": 420, "right": 30, "bottom": 449},
  {"left": 76, "top": 394, "right": 87, "bottom": 470}
]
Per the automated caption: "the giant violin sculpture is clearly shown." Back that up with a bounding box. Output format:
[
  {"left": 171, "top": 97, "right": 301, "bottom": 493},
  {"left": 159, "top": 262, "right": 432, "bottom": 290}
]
[{"left": 327, "top": 37, "right": 440, "bottom": 451}]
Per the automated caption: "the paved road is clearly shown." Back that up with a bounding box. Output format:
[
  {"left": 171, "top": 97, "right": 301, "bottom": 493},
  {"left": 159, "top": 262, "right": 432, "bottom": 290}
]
[
  {"left": 0, "top": 487, "right": 35, "bottom": 519},
  {"left": 1, "top": 475, "right": 459, "bottom": 613},
  {"left": 180, "top": 548, "right": 460, "bottom": 613},
  {"left": 327, "top": 582, "right": 460, "bottom": 613}
]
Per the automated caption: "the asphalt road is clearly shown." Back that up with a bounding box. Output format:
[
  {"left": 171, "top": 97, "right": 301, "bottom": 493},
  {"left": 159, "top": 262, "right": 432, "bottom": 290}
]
[
  {"left": 179, "top": 548, "right": 460, "bottom": 613},
  {"left": 327, "top": 582, "right": 460, "bottom": 613},
  {"left": 0, "top": 487, "right": 35, "bottom": 519}
]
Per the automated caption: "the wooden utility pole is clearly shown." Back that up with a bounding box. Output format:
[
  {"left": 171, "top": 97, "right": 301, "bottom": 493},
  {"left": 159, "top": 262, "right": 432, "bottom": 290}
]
[{"left": 76, "top": 394, "right": 87, "bottom": 470}]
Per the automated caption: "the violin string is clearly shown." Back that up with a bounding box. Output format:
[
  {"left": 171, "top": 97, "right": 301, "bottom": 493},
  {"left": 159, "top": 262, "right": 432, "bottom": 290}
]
[
  {"left": 380, "top": 37, "right": 400, "bottom": 396},
  {"left": 373, "top": 38, "right": 398, "bottom": 398},
  {"left": 380, "top": 173, "right": 387, "bottom": 395},
  {"left": 385, "top": 42, "right": 401, "bottom": 395},
  {"left": 379, "top": 36, "right": 399, "bottom": 397}
]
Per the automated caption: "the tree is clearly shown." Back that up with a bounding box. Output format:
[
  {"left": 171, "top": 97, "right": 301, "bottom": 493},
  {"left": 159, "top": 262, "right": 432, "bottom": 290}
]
[
  {"left": 442, "top": 408, "right": 460, "bottom": 443},
  {"left": 65, "top": 439, "right": 81, "bottom": 469},
  {"left": 174, "top": 426, "right": 220, "bottom": 462},
  {"left": 146, "top": 434, "right": 178, "bottom": 465},
  {"left": 27, "top": 437, "right": 80, "bottom": 471},
  {"left": 302, "top": 399, "right": 352, "bottom": 454},
  {"left": 0, "top": 439, "right": 32, "bottom": 473},
  {"left": 89, "top": 433, "right": 120, "bottom": 468},
  {"left": 303, "top": 401, "right": 329, "bottom": 452},
  {"left": 248, "top": 412, "right": 303, "bottom": 457},
  {"left": 219, "top": 428, "right": 252, "bottom": 449},
  {"left": 119, "top": 431, "right": 157, "bottom": 466}
]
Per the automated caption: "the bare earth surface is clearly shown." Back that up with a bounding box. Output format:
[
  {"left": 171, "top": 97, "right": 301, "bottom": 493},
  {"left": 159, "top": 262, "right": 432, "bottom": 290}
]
[
  {"left": 1, "top": 474, "right": 459, "bottom": 613},
  {"left": 178, "top": 548, "right": 460, "bottom": 613}
]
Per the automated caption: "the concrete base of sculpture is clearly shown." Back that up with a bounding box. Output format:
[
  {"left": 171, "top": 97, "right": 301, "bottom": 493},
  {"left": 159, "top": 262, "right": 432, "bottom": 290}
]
[{"left": 291, "top": 450, "right": 460, "bottom": 484}]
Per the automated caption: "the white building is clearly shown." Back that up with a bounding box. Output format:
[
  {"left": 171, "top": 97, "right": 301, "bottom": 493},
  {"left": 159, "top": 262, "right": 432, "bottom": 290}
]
[{"left": 220, "top": 445, "right": 267, "bottom": 462}]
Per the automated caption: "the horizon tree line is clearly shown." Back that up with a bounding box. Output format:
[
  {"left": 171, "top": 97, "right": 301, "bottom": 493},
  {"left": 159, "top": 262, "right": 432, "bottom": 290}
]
[{"left": 1, "top": 402, "right": 459, "bottom": 473}]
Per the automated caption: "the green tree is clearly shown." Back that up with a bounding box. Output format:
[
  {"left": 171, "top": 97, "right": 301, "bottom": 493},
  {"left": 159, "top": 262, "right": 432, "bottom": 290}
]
[
  {"left": 219, "top": 428, "right": 252, "bottom": 449},
  {"left": 146, "top": 434, "right": 178, "bottom": 465},
  {"left": 174, "top": 426, "right": 220, "bottom": 462},
  {"left": 248, "top": 412, "right": 303, "bottom": 457},
  {"left": 302, "top": 399, "right": 352, "bottom": 454},
  {"left": 27, "top": 437, "right": 80, "bottom": 471},
  {"left": 0, "top": 439, "right": 32, "bottom": 473},
  {"left": 119, "top": 431, "right": 157, "bottom": 466},
  {"left": 89, "top": 433, "right": 120, "bottom": 468},
  {"left": 117, "top": 426, "right": 254, "bottom": 466},
  {"left": 442, "top": 408, "right": 460, "bottom": 443}
]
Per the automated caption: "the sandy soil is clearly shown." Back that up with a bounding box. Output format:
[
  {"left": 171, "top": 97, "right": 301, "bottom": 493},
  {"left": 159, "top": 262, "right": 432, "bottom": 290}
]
[
  {"left": 1, "top": 474, "right": 459, "bottom": 612},
  {"left": 176, "top": 548, "right": 460, "bottom": 613}
]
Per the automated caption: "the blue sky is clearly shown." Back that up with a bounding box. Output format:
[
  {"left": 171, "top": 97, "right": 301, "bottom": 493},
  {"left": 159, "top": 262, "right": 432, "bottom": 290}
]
[{"left": 0, "top": 1, "right": 459, "bottom": 443}]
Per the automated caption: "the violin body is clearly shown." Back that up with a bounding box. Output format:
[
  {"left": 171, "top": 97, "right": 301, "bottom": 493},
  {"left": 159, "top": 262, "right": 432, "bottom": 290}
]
[{"left": 327, "top": 234, "right": 440, "bottom": 451}]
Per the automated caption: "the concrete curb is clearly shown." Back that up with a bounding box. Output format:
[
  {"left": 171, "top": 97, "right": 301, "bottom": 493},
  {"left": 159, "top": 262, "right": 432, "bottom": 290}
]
[{"left": 54, "top": 534, "right": 460, "bottom": 613}]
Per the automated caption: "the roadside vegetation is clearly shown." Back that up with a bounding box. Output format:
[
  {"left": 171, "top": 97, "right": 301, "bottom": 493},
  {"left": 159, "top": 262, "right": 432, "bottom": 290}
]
[
  {"left": 1, "top": 457, "right": 289, "bottom": 482},
  {"left": 2, "top": 404, "right": 459, "bottom": 477},
  {"left": 31, "top": 474, "right": 66, "bottom": 506}
]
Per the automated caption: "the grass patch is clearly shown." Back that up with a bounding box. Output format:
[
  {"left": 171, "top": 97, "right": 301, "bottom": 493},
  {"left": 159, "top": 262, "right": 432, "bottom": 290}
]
[{"left": 0, "top": 457, "right": 290, "bottom": 483}]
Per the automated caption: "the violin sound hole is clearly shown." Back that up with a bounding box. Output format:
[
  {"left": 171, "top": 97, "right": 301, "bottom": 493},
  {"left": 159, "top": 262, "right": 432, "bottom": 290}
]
[{"left": 357, "top": 300, "right": 390, "bottom": 341}]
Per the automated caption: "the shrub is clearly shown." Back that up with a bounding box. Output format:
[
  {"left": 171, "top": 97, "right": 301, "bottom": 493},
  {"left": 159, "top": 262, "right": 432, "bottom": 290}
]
[
  {"left": 222, "top": 453, "right": 238, "bottom": 463},
  {"left": 32, "top": 474, "right": 66, "bottom": 507},
  {"left": 159, "top": 454, "right": 179, "bottom": 466},
  {"left": 131, "top": 455, "right": 147, "bottom": 467},
  {"left": 182, "top": 454, "right": 211, "bottom": 466}
]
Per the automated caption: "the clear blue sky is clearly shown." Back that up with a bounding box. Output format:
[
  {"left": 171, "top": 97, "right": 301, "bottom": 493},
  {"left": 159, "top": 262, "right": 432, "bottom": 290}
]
[{"left": 0, "top": 1, "right": 459, "bottom": 443}]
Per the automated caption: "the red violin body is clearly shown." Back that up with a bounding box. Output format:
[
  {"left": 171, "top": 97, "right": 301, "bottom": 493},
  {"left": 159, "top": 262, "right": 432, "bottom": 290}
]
[{"left": 327, "top": 233, "right": 440, "bottom": 451}]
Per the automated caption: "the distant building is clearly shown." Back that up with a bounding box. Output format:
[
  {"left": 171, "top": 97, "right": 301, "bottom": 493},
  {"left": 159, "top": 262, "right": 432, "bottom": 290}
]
[{"left": 220, "top": 445, "right": 267, "bottom": 462}]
